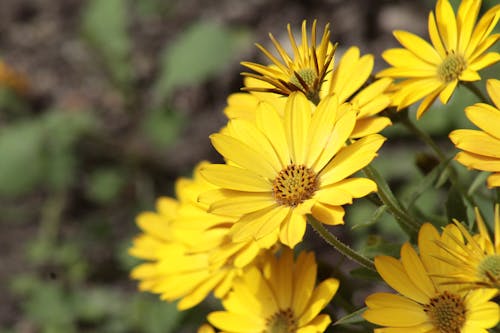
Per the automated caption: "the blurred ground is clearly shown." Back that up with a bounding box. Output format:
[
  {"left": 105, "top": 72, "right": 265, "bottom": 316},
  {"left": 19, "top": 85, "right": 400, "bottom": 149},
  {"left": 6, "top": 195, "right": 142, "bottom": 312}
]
[{"left": 0, "top": 0, "right": 487, "bottom": 331}]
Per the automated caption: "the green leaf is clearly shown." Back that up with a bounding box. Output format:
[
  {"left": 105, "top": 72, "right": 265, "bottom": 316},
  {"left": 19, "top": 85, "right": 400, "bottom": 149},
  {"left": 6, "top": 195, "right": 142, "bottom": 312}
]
[
  {"left": 446, "top": 187, "right": 467, "bottom": 223},
  {"left": 154, "top": 21, "right": 251, "bottom": 102},
  {"left": 0, "top": 122, "right": 44, "bottom": 196},
  {"left": 333, "top": 307, "right": 367, "bottom": 326},
  {"left": 141, "top": 108, "right": 185, "bottom": 147},
  {"left": 405, "top": 156, "right": 451, "bottom": 210},
  {"left": 82, "top": 0, "right": 132, "bottom": 88},
  {"left": 85, "top": 167, "right": 125, "bottom": 203}
]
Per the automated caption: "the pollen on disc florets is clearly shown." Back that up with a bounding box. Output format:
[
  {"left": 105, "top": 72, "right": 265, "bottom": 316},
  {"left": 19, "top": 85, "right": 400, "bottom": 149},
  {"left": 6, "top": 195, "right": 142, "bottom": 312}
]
[
  {"left": 423, "top": 291, "right": 466, "bottom": 333},
  {"left": 264, "top": 308, "right": 298, "bottom": 333},
  {"left": 437, "top": 52, "right": 466, "bottom": 83},
  {"left": 272, "top": 164, "right": 319, "bottom": 207}
]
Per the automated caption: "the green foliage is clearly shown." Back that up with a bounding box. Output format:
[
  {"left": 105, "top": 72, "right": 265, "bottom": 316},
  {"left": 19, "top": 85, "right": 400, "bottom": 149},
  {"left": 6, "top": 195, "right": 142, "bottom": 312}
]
[
  {"left": 86, "top": 167, "right": 126, "bottom": 204},
  {"left": 141, "top": 108, "right": 185, "bottom": 148},
  {"left": 0, "top": 111, "right": 94, "bottom": 197},
  {"left": 82, "top": 0, "right": 132, "bottom": 89},
  {"left": 0, "top": 121, "right": 44, "bottom": 196},
  {"left": 154, "top": 21, "right": 251, "bottom": 102}
]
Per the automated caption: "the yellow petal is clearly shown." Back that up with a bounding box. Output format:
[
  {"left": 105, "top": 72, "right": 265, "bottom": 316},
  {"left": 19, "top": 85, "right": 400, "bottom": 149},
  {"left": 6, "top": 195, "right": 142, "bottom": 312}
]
[
  {"left": 374, "top": 255, "right": 430, "bottom": 304},
  {"left": 351, "top": 117, "right": 392, "bottom": 138},
  {"left": 298, "top": 278, "right": 339, "bottom": 326},
  {"left": 400, "top": 243, "right": 435, "bottom": 298},
  {"left": 435, "top": 0, "right": 458, "bottom": 51},
  {"left": 455, "top": 151, "right": 500, "bottom": 172},
  {"left": 438, "top": 79, "right": 458, "bottom": 104},
  {"left": 310, "top": 203, "right": 345, "bottom": 225},
  {"left": 306, "top": 94, "right": 338, "bottom": 167},
  {"left": 311, "top": 107, "right": 356, "bottom": 171},
  {"left": 210, "top": 132, "right": 278, "bottom": 180},
  {"left": 450, "top": 129, "right": 500, "bottom": 158},
  {"left": 320, "top": 134, "right": 386, "bottom": 186},
  {"left": 285, "top": 92, "right": 311, "bottom": 164},
  {"left": 256, "top": 101, "right": 289, "bottom": 167},
  {"left": 292, "top": 251, "right": 317, "bottom": 317},
  {"left": 487, "top": 78, "right": 500, "bottom": 109},
  {"left": 201, "top": 164, "right": 271, "bottom": 192},
  {"left": 487, "top": 173, "right": 500, "bottom": 188},
  {"left": 457, "top": 0, "right": 480, "bottom": 53},
  {"left": 279, "top": 212, "right": 307, "bottom": 248},
  {"left": 208, "top": 311, "right": 264, "bottom": 332},
  {"left": 393, "top": 30, "right": 442, "bottom": 65},
  {"left": 231, "top": 205, "right": 289, "bottom": 242},
  {"left": 381, "top": 48, "right": 437, "bottom": 69},
  {"left": 468, "top": 52, "right": 500, "bottom": 72},
  {"left": 465, "top": 103, "right": 500, "bottom": 139},
  {"left": 428, "top": 12, "right": 447, "bottom": 58}
]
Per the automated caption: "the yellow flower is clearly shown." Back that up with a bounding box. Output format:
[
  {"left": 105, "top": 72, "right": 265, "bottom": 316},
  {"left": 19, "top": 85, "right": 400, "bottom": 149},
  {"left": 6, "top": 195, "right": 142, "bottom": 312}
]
[
  {"left": 377, "top": 0, "right": 500, "bottom": 118},
  {"left": 129, "top": 162, "right": 274, "bottom": 310},
  {"left": 432, "top": 205, "right": 500, "bottom": 291},
  {"left": 325, "top": 47, "right": 393, "bottom": 137},
  {"left": 229, "top": 47, "right": 393, "bottom": 138},
  {"left": 201, "top": 92, "right": 385, "bottom": 248},
  {"left": 450, "top": 79, "right": 500, "bottom": 188},
  {"left": 207, "top": 248, "right": 339, "bottom": 333},
  {"left": 364, "top": 223, "right": 499, "bottom": 333},
  {"left": 241, "top": 20, "right": 335, "bottom": 104}
]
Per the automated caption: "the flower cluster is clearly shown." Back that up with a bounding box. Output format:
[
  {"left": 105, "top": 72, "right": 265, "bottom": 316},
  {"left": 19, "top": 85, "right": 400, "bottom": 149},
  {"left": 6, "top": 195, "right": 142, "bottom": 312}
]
[{"left": 129, "top": 1, "right": 500, "bottom": 332}]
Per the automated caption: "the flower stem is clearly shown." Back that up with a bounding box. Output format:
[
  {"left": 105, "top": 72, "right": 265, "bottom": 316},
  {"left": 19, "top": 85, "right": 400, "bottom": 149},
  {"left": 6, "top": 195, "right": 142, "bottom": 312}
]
[
  {"left": 395, "top": 109, "right": 479, "bottom": 208},
  {"left": 463, "top": 82, "right": 488, "bottom": 103},
  {"left": 308, "top": 216, "right": 376, "bottom": 272},
  {"left": 363, "top": 164, "right": 421, "bottom": 234}
]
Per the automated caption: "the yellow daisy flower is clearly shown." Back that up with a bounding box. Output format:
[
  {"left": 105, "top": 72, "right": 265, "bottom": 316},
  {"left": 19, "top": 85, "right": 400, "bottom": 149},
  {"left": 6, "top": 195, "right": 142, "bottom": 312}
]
[
  {"left": 129, "top": 163, "right": 274, "bottom": 310},
  {"left": 200, "top": 92, "right": 385, "bottom": 248},
  {"left": 450, "top": 79, "right": 500, "bottom": 188},
  {"left": 364, "top": 223, "right": 499, "bottom": 333},
  {"left": 432, "top": 205, "right": 500, "bottom": 290},
  {"left": 207, "top": 248, "right": 339, "bottom": 333},
  {"left": 377, "top": 0, "right": 500, "bottom": 118},
  {"left": 228, "top": 47, "right": 393, "bottom": 138},
  {"left": 241, "top": 20, "right": 335, "bottom": 104}
]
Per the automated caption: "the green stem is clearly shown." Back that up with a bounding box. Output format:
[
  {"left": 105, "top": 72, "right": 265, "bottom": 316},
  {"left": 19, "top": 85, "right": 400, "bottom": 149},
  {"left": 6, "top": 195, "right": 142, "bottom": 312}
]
[
  {"left": 308, "top": 216, "right": 376, "bottom": 272},
  {"left": 397, "top": 110, "right": 479, "bottom": 208},
  {"left": 38, "top": 191, "right": 66, "bottom": 245},
  {"left": 363, "top": 164, "right": 421, "bottom": 233},
  {"left": 463, "top": 82, "right": 488, "bottom": 103}
]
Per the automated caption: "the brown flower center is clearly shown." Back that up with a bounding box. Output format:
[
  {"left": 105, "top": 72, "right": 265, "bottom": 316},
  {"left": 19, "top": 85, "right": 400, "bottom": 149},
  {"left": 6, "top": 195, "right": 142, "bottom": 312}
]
[
  {"left": 423, "top": 291, "right": 466, "bottom": 333},
  {"left": 272, "top": 164, "right": 318, "bottom": 207},
  {"left": 263, "top": 308, "right": 298, "bottom": 333},
  {"left": 437, "top": 52, "right": 466, "bottom": 83}
]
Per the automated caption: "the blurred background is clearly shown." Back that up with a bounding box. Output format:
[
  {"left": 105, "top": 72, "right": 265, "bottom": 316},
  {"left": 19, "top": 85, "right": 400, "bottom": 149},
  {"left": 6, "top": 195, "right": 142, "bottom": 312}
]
[{"left": 0, "top": 0, "right": 498, "bottom": 332}]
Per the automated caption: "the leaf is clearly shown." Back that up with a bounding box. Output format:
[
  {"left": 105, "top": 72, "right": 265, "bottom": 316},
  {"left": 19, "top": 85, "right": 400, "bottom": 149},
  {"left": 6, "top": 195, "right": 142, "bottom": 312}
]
[
  {"left": 0, "top": 122, "right": 44, "bottom": 196},
  {"left": 405, "top": 156, "right": 451, "bottom": 210},
  {"left": 333, "top": 307, "right": 367, "bottom": 326},
  {"left": 82, "top": 0, "right": 132, "bottom": 88},
  {"left": 154, "top": 21, "right": 251, "bottom": 102},
  {"left": 141, "top": 108, "right": 185, "bottom": 147},
  {"left": 85, "top": 167, "right": 125, "bottom": 204},
  {"left": 445, "top": 187, "right": 467, "bottom": 223}
]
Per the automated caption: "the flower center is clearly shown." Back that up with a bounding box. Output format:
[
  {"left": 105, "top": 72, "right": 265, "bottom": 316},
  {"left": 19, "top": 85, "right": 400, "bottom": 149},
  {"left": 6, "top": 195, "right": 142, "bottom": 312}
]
[
  {"left": 263, "top": 308, "right": 298, "bottom": 333},
  {"left": 290, "top": 68, "right": 320, "bottom": 104},
  {"left": 273, "top": 164, "right": 318, "bottom": 207},
  {"left": 437, "top": 53, "right": 466, "bottom": 83},
  {"left": 290, "top": 68, "right": 318, "bottom": 89},
  {"left": 423, "top": 291, "right": 466, "bottom": 333},
  {"left": 478, "top": 254, "right": 500, "bottom": 283}
]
